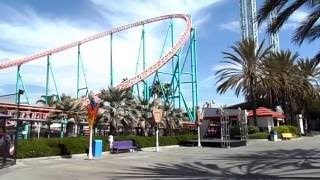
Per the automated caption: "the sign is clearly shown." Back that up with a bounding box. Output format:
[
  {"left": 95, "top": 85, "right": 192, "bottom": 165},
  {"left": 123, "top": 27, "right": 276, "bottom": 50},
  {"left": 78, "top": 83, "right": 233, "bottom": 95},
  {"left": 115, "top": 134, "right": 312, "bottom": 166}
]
[
  {"left": 196, "top": 110, "right": 202, "bottom": 126},
  {"left": 152, "top": 108, "right": 163, "bottom": 123}
]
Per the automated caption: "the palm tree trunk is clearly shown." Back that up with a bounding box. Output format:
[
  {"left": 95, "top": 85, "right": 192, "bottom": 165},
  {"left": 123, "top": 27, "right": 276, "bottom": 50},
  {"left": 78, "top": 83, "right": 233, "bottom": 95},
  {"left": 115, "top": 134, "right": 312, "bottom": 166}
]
[
  {"left": 269, "top": 89, "right": 273, "bottom": 108},
  {"left": 47, "top": 123, "right": 51, "bottom": 138},
  {"left": 250, "top": 79, "right": 258, "bottom": 126},
  {"left": 288, "top": 95, "right": 294, "bottom": 125},
  {"left": 304, "top": 101, "right": 310, "bottom": 132},
  {"left": 281, "top": 88, "right": 287, "bottom": 124}
]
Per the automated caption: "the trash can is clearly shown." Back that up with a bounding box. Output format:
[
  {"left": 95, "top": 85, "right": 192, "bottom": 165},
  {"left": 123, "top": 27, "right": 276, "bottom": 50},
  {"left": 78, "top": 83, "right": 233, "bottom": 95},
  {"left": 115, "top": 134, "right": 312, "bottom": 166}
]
[
  {"left": 270, "top": 131, "right": 278, "bottom": 141},
  {"left": 93, "top": 139, "right": 103, "bottom": 157}
]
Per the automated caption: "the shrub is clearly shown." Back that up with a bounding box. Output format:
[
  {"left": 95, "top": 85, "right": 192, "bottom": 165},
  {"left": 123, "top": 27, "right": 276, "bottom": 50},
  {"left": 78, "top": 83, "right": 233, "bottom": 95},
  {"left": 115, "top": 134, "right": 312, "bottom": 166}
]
[
  {"left": 248, "top": 132, "right": 268, "bottom": 139},
  {"left": 272, "top": 125, "right": 298, "bottom": 136},
  {"left": 17, "top": 134, "right": 196, "bottom": 159},
  {"left": 248, "top": 126, "right": 260, "bottom": 134},
  {"left": 113, "top": 134, "right": 196, "bottom": 149},
  {"left": 287, "top": 125, "right": 298, "bottom": 135},
  {"left": 17, "top": 140, "right": 56, "bottom": 158}
]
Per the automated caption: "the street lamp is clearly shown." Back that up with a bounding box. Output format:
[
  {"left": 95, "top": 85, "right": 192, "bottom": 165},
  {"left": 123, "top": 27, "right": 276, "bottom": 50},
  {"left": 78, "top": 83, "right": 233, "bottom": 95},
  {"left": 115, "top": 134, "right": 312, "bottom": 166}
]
[
  {"left": 15, "top": 89, "right": 24, "bottom": 162},
  {"left": 196, "top": 106, "right": 202, "bottom": 147}
]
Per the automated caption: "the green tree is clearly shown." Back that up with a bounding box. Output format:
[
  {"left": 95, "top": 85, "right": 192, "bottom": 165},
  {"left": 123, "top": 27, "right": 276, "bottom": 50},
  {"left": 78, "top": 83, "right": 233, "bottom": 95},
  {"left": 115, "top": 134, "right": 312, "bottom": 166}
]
[
  {"left": 49, "top": 94, "right": 86, "bottom": 137},
  {"left": 257, "top": 0, "right": 320, "bottom": 59},
  {"left": 262, "top": 50, "right": 319, "bottom": 124},
  {"left": 98, "top": 87, "right": 138, "bottom": 135},
  {"left": 160, "top": 102, "right": 184, "bottom": 136},
  {"left": 36, "top": 94, "right": 58, "bottom": 107},
  {"left": 216, "top": 39, "right": 272, "bottom": 125},
  {"left": 297, "top": 57, "right": 320, "bottom": 129}
]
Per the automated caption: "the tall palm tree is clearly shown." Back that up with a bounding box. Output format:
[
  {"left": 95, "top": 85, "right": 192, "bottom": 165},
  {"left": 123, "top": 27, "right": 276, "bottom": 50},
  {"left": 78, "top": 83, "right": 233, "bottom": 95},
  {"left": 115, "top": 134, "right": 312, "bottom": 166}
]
[
  {"left": 52, "top": 94, "right": 85, "bottom": 120},
  {"left": 159, "top": 102, "right": 183, "bottom": 136},
  {"left": 263, "top": 50, "right": 301, "bottom": 122},
  {"left": 45, "top": 94, "right": 85, "bottom": 137},
  {"left": 297, "top": 58, "right": 320, "bottom": 86},
  {"left": 36, "top": 94, "right": 58, "bottom": 107},
  {"left": 257, "top": 0, "right": 320, "bottom": 59},
  {"left": 297, "top": 57, "right": 320, "bottom": 129},
  {"left": 262, "top": 50, "right": 319, "bottom": 124},
  {"left": 135, "top": 98, "right": 153, "bottom": 136},
  {"left": 216, "top": 39, "right": 272, "bottom": 125},
  {"left": 98, "top": 87, "right": 138, "bottom": 135}
]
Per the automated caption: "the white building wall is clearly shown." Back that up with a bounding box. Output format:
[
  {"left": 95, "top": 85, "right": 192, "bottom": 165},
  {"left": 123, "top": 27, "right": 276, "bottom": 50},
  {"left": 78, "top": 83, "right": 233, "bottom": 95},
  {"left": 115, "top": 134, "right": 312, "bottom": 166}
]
[{"left": 257, "top": 117, "right": 274, "bottom": 132}]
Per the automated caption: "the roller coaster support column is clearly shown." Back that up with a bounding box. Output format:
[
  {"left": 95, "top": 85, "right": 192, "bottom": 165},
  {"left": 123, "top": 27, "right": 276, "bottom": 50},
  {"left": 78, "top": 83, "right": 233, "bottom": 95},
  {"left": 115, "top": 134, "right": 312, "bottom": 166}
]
[
  {"left": 177, "top": 54, "right": 181, "bottom": 109},
  {"left": 77, "top": 44, "right": 81, "bottom": 98},
  {"left": 191, "top": 28, "right": 199, "bottom": 121},
  {"left": 142, "top": 26, "right": 148, "bottom": 100},
  {"left": 170, "top": 20, "right": 175, "bottom": 107},
  {"left": 15, "top": 65, "right": 29, "bottom": 104},
  {"left": 76, "top": 44, "right": 89, "bottom": 98},
  {"left": 110, "top": 33, "right": 114, "bottom": 87},
  {"left": 45, "top": 55, "right": 50, "bottom": 105}
]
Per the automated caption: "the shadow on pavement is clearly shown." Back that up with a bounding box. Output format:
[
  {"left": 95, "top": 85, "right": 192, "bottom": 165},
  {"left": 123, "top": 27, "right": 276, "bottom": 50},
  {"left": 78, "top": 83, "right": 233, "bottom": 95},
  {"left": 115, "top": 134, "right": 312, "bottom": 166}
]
[
  {"left": 0, "top": 157, "right": 15, "bottom": 169},
  {"left": 111, "top": 148, "right": 320, "bottom": 179}
]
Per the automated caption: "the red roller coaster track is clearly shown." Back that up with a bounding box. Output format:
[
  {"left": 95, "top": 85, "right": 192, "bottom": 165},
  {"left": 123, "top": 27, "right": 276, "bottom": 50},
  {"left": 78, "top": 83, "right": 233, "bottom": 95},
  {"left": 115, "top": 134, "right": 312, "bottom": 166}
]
[{"left": 0, "top": 14, "right": 192, "bottom": 89}]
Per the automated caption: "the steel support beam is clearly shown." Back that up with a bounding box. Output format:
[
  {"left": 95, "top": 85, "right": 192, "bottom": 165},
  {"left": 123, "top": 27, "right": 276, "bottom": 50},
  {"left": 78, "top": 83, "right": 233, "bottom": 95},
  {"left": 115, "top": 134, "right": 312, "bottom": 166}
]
[
  {"left": 110, "top": 33, "right": 114, "bottom": 87},
  {"left": 45, "top": 55, "right": 50, "bottom": 105}
]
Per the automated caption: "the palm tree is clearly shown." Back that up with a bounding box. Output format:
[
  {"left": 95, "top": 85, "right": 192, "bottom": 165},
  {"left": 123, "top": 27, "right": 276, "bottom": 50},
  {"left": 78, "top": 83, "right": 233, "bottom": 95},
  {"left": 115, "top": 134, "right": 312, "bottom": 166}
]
[
  {"left": 98, "top": 87, "right": 138, "bottom": 135},
  {"left": 135, "top": 98, "right": 154, "bottom": 136},
  {"left": 261, "top": 50, "right": 319, "bottom": 124},
  {"left": 49, "top": 94, "right": 86, "bottom": 137},
  {"left": 263, "top": 50, "right": 301, "bottom": 122},
  {"left": 297, "top": 58, "right": 320, "bottom": 86},
  {"left": 36, "top": 94, "right": 58, "bottom": 107},
  {"left": 52, "top": 94, "right": 85, "bottom": 120},
  {"left": 257, "top": 0, "right": 320, "bottom": 59},
  {"left": 159, "top": 102, "right": 183, "bottom": 136},
  {"left": 151, "top": 81, "right": 162, "bottom": 99},
  {"left": 297, "top": 57, "right": 320, "bottom": 129},
  {"left": 216, "top": 39, "right": 272, "bottom": 125}
]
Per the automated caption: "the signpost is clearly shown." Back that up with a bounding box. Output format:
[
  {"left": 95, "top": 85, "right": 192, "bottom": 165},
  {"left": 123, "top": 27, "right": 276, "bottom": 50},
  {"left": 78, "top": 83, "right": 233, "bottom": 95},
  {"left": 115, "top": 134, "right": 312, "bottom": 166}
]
[
  {"left": 197, "top": 109, "right": 202, "bottom": 147},
  {"left": 152, "top": 108, "right": 163, "bottom": 152},
  {"left": 86, "top": 95, "right": 99, "bottom": 159}
]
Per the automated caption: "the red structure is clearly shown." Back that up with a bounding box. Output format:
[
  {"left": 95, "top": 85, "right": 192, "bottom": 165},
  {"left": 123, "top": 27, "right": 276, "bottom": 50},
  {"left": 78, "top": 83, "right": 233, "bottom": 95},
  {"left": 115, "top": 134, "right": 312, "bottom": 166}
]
[
  {"left": 248, "top": 107, "right": 285, "bottom": 119},
  {"left": 0, "top": 103, "right": 59, "bottom": 123}
]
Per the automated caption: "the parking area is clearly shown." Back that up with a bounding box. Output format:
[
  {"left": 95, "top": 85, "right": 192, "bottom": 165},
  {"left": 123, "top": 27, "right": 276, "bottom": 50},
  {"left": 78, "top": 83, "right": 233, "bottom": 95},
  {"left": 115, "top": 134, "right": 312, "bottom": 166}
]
[{"left": 0, "top": 136, "right": 320, "bottom": 179}]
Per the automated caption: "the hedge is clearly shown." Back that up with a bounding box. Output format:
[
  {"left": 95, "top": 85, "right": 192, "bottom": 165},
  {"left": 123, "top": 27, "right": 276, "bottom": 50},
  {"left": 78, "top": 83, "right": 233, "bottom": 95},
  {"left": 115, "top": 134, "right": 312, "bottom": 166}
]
[
  {"left": 17, "top": 134, "right": 196, "bottom": 159},
  {"left": 248, "top": 132, "right": 268, "bottom": 139},
  {"left": 272, "top": 125, "right": 298, "bottom": 136},
  {"left": 248, "top": 126, "right": 260, "bottom": 134}
]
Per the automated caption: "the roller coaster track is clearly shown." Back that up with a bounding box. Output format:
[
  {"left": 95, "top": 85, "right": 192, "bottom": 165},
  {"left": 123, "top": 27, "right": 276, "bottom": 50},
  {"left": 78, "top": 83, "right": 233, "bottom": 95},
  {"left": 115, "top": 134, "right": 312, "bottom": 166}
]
[{"left": 0, "top": 14, "right": 192, "bottom": 90}]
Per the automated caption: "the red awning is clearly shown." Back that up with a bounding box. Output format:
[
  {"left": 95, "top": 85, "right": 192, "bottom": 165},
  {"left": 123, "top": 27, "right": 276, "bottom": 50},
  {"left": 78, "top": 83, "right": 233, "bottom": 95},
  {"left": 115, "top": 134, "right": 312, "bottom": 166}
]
[{"left": 248, "top": 107, "right": 285, "bottom": 119}]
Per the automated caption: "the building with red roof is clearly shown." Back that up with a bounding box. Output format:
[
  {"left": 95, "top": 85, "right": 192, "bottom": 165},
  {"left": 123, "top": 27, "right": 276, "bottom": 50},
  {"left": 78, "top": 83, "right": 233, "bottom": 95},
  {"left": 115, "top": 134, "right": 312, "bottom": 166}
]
[{"left": 248, "top": 107, "right": 285, "bottom": 132}]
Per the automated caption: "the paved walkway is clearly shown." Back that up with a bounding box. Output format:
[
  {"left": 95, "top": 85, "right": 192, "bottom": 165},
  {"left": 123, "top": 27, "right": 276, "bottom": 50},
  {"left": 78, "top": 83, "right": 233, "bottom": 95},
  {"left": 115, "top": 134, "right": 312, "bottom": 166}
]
[{"left": 1, "top": 136, "right": 320, "bottom": 179}]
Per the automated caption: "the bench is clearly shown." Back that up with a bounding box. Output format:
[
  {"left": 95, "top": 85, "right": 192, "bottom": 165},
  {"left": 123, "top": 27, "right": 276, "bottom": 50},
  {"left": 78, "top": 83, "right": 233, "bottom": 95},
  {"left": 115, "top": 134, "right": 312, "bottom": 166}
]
[
  {"left": 112, "top": 140, "right": 137, "bottom": 153},
  {"left": 282, "top": 133, "right": 293, "bottom": 140}
]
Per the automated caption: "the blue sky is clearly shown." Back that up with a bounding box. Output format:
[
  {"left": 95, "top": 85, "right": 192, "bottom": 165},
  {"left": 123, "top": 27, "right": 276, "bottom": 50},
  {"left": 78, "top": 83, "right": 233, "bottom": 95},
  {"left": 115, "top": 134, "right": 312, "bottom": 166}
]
[{"left": 0, "top": 0, "right": 319, "bottom": 107}]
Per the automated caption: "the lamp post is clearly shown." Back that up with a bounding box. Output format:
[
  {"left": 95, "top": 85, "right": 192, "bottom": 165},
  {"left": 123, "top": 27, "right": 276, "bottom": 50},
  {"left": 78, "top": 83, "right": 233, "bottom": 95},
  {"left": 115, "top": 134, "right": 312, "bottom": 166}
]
[
  {"left": 15, "top": 90, "right": 24, "bottom": 160},
  {"left": 196, "top": 106, "right": 202, "bottom": 147},
  {"left": 152, "top": 108, "right": 163, "bottom": 152},
  {"left": 60, "top": 114, "right": 67, "bottom": 138}
]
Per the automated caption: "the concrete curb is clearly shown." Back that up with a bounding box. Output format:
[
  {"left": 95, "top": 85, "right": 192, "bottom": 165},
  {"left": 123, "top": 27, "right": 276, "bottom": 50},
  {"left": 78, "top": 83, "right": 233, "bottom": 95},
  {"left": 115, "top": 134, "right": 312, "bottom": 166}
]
[
  {"left": 16, "top": 145, "right": 181, "bottom": 162},
  {"left": 140, "top": 145, "right": 180, "bottom": 152}
]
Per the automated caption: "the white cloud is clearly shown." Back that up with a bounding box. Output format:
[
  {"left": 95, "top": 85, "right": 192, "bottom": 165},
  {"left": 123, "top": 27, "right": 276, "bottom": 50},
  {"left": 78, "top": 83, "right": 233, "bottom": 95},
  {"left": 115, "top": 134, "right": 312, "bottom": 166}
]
[
  {"left": 289, "top": 10, "right": 308, "bottom": 22},
  {"left": 0, "top": 0, "right": 220, "bottom": 103},
  {"left": 220, "top": 9, "right": 309, "bottom": 34},
  {"left": 280, "top": 10, "right": 309, "bottom": 31},
  {"left": 219, "top": 21, "right": 240, "bottom": 33}
]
